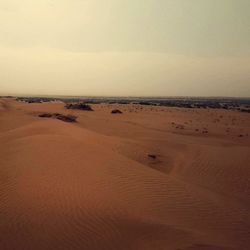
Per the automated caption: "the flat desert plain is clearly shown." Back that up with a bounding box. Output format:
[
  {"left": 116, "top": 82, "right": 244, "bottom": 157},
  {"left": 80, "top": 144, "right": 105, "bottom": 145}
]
[{"left": 0, "top": 98, "right": 250, "bottom": 250}]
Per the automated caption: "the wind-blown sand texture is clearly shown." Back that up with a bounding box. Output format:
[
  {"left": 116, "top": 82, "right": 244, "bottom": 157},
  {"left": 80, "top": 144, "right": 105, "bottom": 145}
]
[{"left": 0, "top": 98, "right": 250, "bottom": 250}]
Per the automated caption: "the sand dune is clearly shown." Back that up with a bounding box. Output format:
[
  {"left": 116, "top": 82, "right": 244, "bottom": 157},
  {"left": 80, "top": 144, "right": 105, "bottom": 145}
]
[{"left": 0, "top": 99, "right": 249, "bottom": 250}]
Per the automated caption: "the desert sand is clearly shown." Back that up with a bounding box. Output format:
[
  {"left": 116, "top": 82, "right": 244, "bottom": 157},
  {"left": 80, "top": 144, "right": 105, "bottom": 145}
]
[{"left": 0, "top": 98, "right": 250, "bottom": 250}]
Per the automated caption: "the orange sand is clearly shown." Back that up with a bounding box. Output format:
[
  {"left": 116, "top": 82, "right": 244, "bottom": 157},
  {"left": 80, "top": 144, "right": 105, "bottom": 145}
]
[{"left": 0, "top": 98, "right": 250, "bottom": 250}]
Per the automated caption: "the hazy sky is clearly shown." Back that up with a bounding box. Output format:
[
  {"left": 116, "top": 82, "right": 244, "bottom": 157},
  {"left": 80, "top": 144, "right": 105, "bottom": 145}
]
[{"left": 0, "top": 0, "right": 250, "bottom": 97}]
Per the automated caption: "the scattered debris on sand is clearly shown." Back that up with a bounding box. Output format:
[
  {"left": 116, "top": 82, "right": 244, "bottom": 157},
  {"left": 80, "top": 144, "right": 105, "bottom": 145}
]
[{"left": 38, "top": 113, "right": 77, "bottom": 123}]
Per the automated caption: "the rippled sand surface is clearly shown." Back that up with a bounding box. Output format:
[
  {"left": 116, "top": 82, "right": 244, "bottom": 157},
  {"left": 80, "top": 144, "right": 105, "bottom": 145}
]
[{"left": 0, "top": 98, "right": 250, "bottom": 250}]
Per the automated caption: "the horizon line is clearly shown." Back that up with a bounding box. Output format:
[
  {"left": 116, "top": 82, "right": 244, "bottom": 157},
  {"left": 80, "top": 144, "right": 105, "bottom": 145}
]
[{"left": 1, "top": 93, "right": 250, "bottom": 99}]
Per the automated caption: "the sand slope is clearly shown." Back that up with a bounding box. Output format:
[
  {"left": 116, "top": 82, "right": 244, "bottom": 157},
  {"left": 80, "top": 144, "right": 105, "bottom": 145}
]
[{"left": 0, "top": 99, "right": 250, "bottom": 250}]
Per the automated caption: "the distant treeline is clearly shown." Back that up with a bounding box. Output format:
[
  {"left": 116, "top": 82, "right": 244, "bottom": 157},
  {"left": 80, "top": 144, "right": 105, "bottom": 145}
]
[{"left": 13, "top": 96, "right": 250, "bottom": 113}]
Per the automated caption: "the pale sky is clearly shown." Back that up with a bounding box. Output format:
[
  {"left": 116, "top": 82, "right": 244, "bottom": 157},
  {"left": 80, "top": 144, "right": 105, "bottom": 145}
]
[{"left": 0, "top": 0, "right": 250, "bottom": 97}]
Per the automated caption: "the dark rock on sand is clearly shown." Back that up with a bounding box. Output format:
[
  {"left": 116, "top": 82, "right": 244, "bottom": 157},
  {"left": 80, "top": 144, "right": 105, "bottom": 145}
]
[{"left": 148, "top": 154, "right": 157, "bottom": 159}]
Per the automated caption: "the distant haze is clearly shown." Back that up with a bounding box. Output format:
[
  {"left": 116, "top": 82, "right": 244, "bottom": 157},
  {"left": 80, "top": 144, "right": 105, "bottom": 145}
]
[{"left": 0, "top": 0, "right": 250, "bottom": 97}]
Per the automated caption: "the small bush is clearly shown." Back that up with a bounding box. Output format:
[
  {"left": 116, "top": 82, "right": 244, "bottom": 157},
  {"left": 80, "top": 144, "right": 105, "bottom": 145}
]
[
  {"left": 56, "top": 114, "right": 77, "bottom": 123},
  {"left": 111, "top": 109, "right": 123, "bottom": 114},
  {"left": 38, "top": 113, "right": 53, "bottom": 118},
  {"left": 65, "top": 103, "right": 93, "bottom": 111},
  {"left": 38, "top": 113, "right": 77, "bottom": 123}
]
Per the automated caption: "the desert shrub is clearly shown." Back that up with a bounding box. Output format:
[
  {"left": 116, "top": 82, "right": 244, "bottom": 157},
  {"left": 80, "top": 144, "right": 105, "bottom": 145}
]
[
  {"left": 38, "top": 113, "right": 53, "bottom": 118},
  {"left": 111, "top": 109, "right": 123, "bottom": 114},
  {"left": 56, "top": 114, "right": 77, "bottom": 123},
  {"left": 65, "top": 103, "right": 93, "bottom": 111},
  {"left": 38, "top": 113, "right": 77, "bottom": 123}
]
